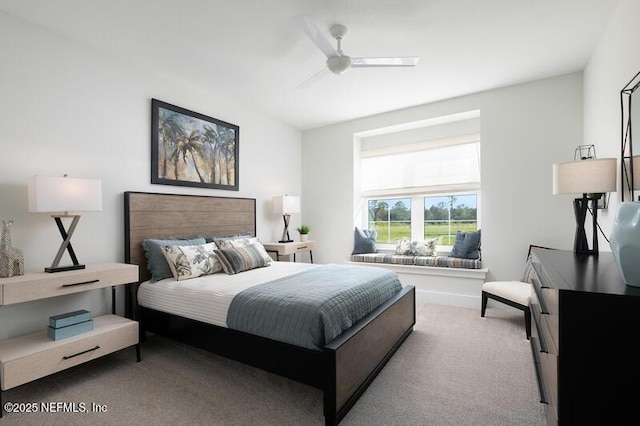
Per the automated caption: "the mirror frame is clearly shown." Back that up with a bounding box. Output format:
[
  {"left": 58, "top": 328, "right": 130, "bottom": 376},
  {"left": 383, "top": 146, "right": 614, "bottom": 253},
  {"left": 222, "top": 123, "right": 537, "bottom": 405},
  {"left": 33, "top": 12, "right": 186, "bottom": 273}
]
[{"left": 621, "top": 70, "right": 640, "bottom": 201}]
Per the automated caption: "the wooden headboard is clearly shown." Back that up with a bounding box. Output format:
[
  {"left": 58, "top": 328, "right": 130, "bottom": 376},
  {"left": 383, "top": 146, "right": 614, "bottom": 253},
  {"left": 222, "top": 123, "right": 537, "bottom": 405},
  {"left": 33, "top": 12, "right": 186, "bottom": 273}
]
[{"left": 124, "top": 191, "right": 256, "bottom": 283}]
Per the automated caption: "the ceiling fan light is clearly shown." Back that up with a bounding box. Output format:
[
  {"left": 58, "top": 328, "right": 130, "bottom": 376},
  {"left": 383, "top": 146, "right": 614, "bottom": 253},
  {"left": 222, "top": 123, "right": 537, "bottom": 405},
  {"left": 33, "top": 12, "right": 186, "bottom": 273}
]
[{"left": 327, "top": 55, "right": 352, "bottom": 74}]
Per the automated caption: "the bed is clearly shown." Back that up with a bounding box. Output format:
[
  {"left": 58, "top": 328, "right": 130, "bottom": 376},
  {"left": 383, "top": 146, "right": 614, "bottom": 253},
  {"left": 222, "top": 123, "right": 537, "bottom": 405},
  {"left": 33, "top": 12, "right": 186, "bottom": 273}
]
[{"left": 124, "top": 191, "right": 415, "bottom": 425}]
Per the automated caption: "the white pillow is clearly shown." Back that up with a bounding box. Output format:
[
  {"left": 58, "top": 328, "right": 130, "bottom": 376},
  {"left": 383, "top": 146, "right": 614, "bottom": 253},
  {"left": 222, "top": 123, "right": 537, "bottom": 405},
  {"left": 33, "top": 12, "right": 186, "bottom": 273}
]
[
  {"left": 410, "top": 239, "right": 437, "bottom": 256},
  {"left": 395, "top": 238, "right": 412, "bottom": 255},
  {"left": 161, "top": 242, "right": 223, "bottom": 281},
  {"left": 395, "top": 238, "right": 437, "bottom": 256}
]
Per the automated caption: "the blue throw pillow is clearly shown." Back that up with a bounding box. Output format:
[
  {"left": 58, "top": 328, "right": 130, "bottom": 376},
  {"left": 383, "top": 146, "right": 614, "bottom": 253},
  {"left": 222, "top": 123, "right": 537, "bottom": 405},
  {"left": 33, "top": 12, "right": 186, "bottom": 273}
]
[
  {"left": 143, "top": 237, "right": 206, "bottom": 282},
  {"left": 450, "top": 229, "right": 481, "bottom": 259},
  {"left": 352, "top": 227, "right": 378, "bottom": 255}
]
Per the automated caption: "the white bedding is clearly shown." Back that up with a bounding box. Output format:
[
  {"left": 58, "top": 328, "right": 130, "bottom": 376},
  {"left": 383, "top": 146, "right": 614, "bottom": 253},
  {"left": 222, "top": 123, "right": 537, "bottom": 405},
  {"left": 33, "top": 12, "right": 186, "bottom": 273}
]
[{"left": 137, "top": 261, "right": 319, "bottom": 327}]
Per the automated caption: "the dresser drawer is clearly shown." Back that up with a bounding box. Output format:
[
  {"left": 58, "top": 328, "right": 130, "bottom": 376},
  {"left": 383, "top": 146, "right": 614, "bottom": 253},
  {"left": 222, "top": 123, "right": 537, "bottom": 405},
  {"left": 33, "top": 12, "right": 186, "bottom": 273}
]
[
  {"left": 543, "top": 400, "right": 558, "bottom": 426},
  {"left": 540, "top": 349, "right": 558, "bottom": 419},
  {"left": 531, "top": 291, "right": 558, "bottom": 355},
  {"left": 531, "top": 277, "right": 559, "bottom": 315},
  {"left": 529, "top": 262, "right": 559, "bottom": 353},
  {"left": 531, "top": 306, "right": 558, "bottom": 357},
  {"left": 0, "top": 315, "right": 138, "bottom": 390},
  {"left": 0, "top": 263, "right": 138, "bottom": 305},
  {"left": 531, "top": 329, "right": 558, "bottom": 426}
]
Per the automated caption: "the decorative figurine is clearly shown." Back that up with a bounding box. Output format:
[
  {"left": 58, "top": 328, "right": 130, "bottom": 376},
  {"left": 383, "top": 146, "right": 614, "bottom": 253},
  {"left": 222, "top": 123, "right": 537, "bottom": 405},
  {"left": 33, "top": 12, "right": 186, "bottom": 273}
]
[{"left": 0, "top": 219, "right": 25, "bottom": 278}]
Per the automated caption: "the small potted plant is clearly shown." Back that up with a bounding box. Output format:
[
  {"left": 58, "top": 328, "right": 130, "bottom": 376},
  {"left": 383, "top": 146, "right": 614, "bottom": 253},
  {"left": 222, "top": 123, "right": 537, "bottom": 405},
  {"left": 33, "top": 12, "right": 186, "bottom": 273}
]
[{"left": 297, "top": 225, "right": 311, "bottom": 242}]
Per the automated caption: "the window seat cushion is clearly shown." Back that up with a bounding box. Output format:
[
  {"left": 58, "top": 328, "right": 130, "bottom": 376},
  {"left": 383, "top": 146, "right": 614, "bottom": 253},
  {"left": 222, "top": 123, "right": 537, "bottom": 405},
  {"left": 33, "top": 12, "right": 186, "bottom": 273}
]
[{"left": 350, "top": 253, "right": 483, "bottom": 269}]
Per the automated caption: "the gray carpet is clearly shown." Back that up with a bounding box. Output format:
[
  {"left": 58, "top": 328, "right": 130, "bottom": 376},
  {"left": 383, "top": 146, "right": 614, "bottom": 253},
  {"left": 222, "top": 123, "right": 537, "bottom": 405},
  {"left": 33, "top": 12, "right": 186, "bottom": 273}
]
[{"left": 2, "top": 303, "right": 545, "bottom": 425}]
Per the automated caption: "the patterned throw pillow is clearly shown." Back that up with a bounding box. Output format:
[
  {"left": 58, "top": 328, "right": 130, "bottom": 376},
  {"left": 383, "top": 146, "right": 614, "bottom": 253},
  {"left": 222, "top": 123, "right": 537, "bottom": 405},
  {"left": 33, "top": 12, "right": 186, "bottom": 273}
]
[
  {"left": 161, "top": 242, "right": 223, "bottom": 281},
  {"left": 216, "top": 244, "right": 270, "bottom": 275},
  {"left": 395, "top": 238, "right": 412, "bottom": 255},
  {"left": 410, "top": 239, "right": 437, "bottom": 256},
  {"left": 214, "top": 237, "right": 272, "bottom": 264},
  {"left": 396, "top": 238, "right": 437, "bottom": 256},
  {"left": 143, "top": 237, "right": 207, "bottom": 282}
]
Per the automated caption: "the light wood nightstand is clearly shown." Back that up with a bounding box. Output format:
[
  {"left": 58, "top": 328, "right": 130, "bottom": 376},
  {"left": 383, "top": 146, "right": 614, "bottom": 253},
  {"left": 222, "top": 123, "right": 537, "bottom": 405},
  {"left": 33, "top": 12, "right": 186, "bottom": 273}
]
[
  {"left": 263, "top": 241, "right": 315, "bottom": 263},
  {"left": 0, "top": 263, "right": 139, "bottom": 417}
]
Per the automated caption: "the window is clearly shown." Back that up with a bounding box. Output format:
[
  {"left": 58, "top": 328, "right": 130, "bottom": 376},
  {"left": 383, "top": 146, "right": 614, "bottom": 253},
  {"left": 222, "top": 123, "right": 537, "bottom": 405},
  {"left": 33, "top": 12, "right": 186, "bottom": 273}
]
[
  {"left": 424, "top": 194, "right": 478, "bottom": 245},
  {"left": 358, "top": 113, "right": 481, "bottom": 249},
  {"left": 367, "top": 194, "right": 478, "bottom": 246},
  {"left": 368, "top": 198, "right": 411, "bottom": 244}
]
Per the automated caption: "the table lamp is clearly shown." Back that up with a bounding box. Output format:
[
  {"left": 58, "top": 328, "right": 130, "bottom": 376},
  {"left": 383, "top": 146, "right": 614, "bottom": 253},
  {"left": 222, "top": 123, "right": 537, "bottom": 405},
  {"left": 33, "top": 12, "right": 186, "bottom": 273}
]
[
  {"left": 273, "top": 195, "right": 300, "bottom": 243},
  {"left": 28, "top": 175, "right": 102, "bottom": 272},
  {"left": 553, "top": 156, "right": 616, "bottom": 255}
]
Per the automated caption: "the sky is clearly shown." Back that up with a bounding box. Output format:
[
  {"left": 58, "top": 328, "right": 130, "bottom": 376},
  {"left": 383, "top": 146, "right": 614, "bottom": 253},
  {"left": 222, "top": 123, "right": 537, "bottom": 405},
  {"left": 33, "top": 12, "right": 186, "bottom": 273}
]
[{"left": 425, "top": 195, "right": 477, "bottom": 209}]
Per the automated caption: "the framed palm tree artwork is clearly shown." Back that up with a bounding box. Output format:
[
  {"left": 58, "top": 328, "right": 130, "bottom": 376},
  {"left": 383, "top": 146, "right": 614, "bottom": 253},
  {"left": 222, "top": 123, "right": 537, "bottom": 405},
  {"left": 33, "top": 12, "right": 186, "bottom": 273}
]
[{"left": 151, "top": 99, "right": 239, "bottom": 191}]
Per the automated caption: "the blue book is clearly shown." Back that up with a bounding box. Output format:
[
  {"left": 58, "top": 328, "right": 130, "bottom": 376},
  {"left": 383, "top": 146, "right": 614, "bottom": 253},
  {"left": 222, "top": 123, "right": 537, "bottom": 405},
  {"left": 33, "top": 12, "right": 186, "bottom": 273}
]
[
  {"left": 49, "top": 310, "right": 92, "bottom": 328},
  {"left": 47, "top": 319, "right": 93, "bottom": 341}
]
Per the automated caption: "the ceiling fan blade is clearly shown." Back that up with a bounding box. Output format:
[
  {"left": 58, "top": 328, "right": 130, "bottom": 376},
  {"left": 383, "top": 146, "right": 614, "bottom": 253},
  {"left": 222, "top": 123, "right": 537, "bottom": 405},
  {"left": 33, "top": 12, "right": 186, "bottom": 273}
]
[
  {"left": 351, "top": 57, "right": 420, "bottom": 67},
  {"left": 294, "top": 15, "right": 337, "bottom": 58},
  {"left": 296, "top": 67, "right": 330, "bottom": 90}
]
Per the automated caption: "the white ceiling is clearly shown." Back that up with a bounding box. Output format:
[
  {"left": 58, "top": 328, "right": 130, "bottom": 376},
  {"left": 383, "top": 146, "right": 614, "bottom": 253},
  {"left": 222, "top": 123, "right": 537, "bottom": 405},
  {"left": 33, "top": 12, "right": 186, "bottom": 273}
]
[{"left": 0, "top": 0, "right": 620, "bottom": 130}]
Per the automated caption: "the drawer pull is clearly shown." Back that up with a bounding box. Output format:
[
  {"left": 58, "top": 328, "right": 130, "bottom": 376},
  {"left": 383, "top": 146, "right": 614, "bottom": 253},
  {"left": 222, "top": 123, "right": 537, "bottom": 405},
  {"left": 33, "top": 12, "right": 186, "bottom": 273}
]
[
  {"left": 530, "top": 263, "right": 550, "bottom": 288},
  {"left": 62, "top": 279, "right": 100, "bottom": 288},
  {"left": 531, "top": 278, "right": 550, "bottom": 314},
  {"left": 297, "top": 246, "right": 308, "bottom": 250},
  {"left": 530, "top": 338, "right": 549, "bottom": 404},
  {"left": 531, "top": 304, "right": 548, "bottom": 353},
  {"left": 63, "top": 345, "right": 100, "bottom": 360}
]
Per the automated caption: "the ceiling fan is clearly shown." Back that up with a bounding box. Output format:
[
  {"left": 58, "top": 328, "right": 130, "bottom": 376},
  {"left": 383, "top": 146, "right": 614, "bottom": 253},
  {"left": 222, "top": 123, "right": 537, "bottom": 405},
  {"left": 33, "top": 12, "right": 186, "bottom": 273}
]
[{"left": 294, "top": 16, "right": 420, "bottom": 88}]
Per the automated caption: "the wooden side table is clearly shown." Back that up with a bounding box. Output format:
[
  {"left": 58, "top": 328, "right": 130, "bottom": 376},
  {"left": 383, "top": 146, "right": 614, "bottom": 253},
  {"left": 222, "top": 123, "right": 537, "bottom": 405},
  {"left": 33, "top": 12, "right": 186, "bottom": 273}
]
[
  {"left": 262, "top": 241, "right": 315, "bottom": 263},
  {"left": 0, "top": 263, "right": 139, "bottom": 417}
]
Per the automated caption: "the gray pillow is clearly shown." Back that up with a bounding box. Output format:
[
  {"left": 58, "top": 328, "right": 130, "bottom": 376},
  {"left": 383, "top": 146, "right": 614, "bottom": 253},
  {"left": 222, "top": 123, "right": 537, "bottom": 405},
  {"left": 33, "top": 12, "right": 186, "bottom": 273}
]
[
  {"left": 216, "top": 244, "right": 269, "bottom": 275},
  {"left": 352, "top": 227, "right": 378, "bottom": 255},
  {"left": 143, "top": 237, "right": 206, "bottom": 282},
  {"left": 450, "top": 230, "right": 481, "bottom": 259}
]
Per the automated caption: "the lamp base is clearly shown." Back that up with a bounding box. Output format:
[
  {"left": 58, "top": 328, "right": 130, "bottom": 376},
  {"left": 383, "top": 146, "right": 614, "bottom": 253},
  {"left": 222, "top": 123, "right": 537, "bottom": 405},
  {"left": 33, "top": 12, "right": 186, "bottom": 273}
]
[
  {"left": 280, "top": 214, "right": 293, "bottom": 244},
  {"left": 45, "top": 264, "right": 85, "bottom": 273},
  {"left": 573, "top": 195, "right": 600, "bottom": 256},
  {"left": 47, "top": 215, "right": 86, "bottom": 273}
]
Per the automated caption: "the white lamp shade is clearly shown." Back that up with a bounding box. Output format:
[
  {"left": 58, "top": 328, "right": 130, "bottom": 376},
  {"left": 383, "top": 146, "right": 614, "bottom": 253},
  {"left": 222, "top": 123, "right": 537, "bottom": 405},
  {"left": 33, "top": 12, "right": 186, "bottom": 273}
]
[
  {"left": 28, "top": 175, "right": 102, "bottom": 213},
  {"left": 273, "top": 195, "right": 300, "bottom": 214},
  {"left": 553, "top": 158, "right": 617, "bottom": 195}
]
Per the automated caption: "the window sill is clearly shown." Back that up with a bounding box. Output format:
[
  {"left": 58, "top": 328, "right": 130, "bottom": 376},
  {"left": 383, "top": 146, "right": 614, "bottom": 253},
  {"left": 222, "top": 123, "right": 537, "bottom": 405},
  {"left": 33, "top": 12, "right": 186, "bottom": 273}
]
[{"left": 347, "top": 260, "right": 487, "bottom": 278}]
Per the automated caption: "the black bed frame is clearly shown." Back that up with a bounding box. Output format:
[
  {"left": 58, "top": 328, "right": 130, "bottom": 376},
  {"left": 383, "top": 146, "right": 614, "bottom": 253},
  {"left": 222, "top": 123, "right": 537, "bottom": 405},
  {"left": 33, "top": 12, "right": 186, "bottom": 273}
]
[{"left": 124, "top": 191, "right": 415, "bottom": 425}]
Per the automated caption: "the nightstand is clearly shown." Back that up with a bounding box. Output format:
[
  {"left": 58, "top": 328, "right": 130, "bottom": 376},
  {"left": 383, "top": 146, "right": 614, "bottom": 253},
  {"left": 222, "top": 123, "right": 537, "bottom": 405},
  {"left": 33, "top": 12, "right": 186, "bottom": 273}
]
[
  {"left": 0, "top": 263, "right": 139, "bottom": 417},
  {"left": 263, "top": 241, "right": 315, "bottom": 263}
]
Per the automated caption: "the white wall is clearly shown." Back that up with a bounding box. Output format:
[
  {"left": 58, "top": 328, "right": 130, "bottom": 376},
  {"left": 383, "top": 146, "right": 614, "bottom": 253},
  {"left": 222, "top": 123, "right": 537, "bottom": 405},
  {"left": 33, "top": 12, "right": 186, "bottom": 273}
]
[
  {"left": 0, "top": 12, "right": 301, "bottom": 339},
  {"left": 3, "top": 0, "right": 635, "bottom": 335},
  {"left": 302, "top": 73, "right": 583, "bottom": 281},
  {"left": 583, "top": 0, "right": 640, "bottom": 233},
  {"left": 300, "top": 0, "right": 639, "bottom": 286}
]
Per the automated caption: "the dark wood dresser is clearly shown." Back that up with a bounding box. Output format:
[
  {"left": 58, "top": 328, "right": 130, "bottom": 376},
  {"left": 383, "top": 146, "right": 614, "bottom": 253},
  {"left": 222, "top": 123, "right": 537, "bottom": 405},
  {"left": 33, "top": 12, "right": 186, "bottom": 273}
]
[{"left": 527, "top": 247, "right": 640, "bottom": 425}]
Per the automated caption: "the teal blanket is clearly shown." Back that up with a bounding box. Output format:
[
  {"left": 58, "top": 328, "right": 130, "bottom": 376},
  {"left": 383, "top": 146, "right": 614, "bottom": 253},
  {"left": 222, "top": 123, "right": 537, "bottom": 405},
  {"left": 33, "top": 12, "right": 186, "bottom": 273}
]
[{"left": 226, "top": 264, "right": 402, "bottom": 351}]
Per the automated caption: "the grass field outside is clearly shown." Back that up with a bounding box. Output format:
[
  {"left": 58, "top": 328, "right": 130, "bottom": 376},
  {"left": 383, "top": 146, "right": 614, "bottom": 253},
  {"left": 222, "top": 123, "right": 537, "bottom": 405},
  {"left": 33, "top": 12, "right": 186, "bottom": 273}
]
[{"left": 370, "top": 220, "right": 478, "bottom": 245}]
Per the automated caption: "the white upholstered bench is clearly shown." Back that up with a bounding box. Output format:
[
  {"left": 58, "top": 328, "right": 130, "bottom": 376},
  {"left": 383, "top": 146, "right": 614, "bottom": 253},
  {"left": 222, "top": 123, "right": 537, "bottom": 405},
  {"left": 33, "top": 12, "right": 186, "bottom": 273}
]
[{"left": 481, "top": 281, "right": 532, "bottom": 339}]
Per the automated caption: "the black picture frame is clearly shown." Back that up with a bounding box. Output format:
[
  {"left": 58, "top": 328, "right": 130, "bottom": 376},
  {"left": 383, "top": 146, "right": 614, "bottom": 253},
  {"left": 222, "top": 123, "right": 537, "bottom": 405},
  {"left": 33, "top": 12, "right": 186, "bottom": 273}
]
[{"left": 151, "top": 99, "right": 239, "bottom": 191}]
